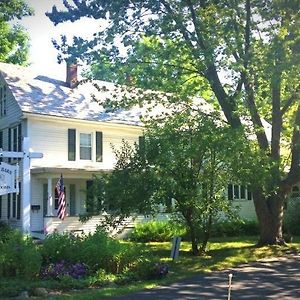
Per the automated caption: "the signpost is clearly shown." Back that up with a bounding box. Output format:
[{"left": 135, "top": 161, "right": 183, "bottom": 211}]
[
  {"left": 0, "top": 137, "right": 43, "bottom": 233},
  {"left": 170, "top": 236, "right": 181, "bottom": 260}
]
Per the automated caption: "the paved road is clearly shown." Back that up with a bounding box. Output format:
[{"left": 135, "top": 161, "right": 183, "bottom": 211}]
[{"left": 109, "top": 254, "right": 300, "bottom": 299}]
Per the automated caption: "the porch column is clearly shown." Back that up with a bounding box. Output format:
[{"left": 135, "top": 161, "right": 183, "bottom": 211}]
[{"left": 47, "top": 177, "right": 53, "bottom": 216}]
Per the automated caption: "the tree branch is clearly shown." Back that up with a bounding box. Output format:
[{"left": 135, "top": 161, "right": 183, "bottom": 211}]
[{"left": 281, "top": 84, "right": 300, "bottom": 116}]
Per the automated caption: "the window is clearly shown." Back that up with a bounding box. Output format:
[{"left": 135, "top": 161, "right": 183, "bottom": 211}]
[
  {"left": 7, "top": 183, "right": 21, "bottom": 220},
  {"left": 9, "top": 124, "right": 22, "bottom": 151},
  {"left": 228, "top": 184, "right": 252, "bottom": 201},
  {"left": 0, "top": 84, "right": 7, "bottom": 117},
  {"left": 68, "top": 129, "right": 103, "bottom": 162},
  {"left": 80, "top": 133, "right": 92, "bottom": 160},
  {"left": 291, "top": 186, "right": 300, "bottom": 199}
]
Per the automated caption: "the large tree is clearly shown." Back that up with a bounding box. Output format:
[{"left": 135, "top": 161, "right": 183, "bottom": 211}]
[
  {"left": 89, "top": 110, "right": 250, "bottom": 254},
  {"left": 47, "top": 0, "right": 300, "bottom": 245},
  {"left": 0, "top": 0, "right": 33, "bottom": 65}
]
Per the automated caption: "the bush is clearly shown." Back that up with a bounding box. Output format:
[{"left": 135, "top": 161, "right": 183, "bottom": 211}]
[
  {"left": 211, "top": 219, "right": 259, "bottom": 237},
  {"left": 0, "top": 230, "right": 41, "bottom": 279},
  {"left": 129, "top": 221, "right": 187, "bottom": 242},
  {"left": 78, "top": 229, "right": 142, "bottom": 274},
  {"left": 284, "top": 198, "right": 300, "bottom": 235},
  {"left": 132, "top": 259, "right": 169, "bottom": 280},
  {"left": 40, "top": 232, "right": 82, "bottom": 265},
  {"left": 41, "top": 261, "right": 88, "bottom": 280},
  {"left": 40, "top": 229, "right": 143, "bottom": 275},
  {"left": 0, "top": 221, "right": 13, "bottom": 243}
]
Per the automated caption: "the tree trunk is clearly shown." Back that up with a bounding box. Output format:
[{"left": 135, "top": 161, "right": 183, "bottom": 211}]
[
  {"left": 186, "top": 219, "right": 199, "bottom": 255},
  {"left": 200, "top": 213, "right": 212, "bottom": 253},
  {"left": 253, "top": 189, "right": 287, "bottom": 245}
]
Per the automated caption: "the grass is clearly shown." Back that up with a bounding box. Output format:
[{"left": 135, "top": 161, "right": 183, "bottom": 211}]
[{"left": 2, "top": 236, "right": 300, "bottom": 299}]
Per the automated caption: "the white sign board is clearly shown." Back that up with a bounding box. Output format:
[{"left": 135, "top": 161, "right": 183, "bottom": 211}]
[
  {"left": 0, "top": 162, "right": 19, "bottom": 195},
  {"left": 170, "top": 236, "right": 181, "bottom": 260}
]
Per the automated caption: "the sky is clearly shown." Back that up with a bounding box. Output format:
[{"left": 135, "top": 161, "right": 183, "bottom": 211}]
[{"left": 18, "top": 0, "right": 103, "bottom": 80}]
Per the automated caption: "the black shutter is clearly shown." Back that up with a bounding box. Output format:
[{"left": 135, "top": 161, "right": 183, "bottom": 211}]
[
  {"left": 0, "top": 196, "right": 2, "bottom": 219},
  {"left": 0, "top": 131, "right": 2, "bottom": 162},
  {"left": 86, "top": 180, "right": 94, "bottom": 213},
  {"left": 8, "top": 128, "right": 11, "bottom": 163},
  {"left": 96, "top": 131, "right": 103, "bottom": 162},
  {"left": 139, "top": 136, "right": 145, "bottom": 154},
  {"left": 68, "top": 129, "right": 76, "bottom": 161},
  {"left": 7, "top": 194, "right": 10, "bottom": 219}
]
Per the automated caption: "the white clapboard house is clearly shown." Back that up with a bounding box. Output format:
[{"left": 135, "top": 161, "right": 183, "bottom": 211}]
[{"left": 0, "top": 62, "right": 257, "bottom": 239}]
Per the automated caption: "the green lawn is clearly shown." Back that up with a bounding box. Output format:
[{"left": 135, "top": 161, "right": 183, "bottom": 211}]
[{"left": 2, "top": 236, "right": 300, "bottom": 299}]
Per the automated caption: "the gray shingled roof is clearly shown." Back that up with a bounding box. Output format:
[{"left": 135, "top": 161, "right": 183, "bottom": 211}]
[{"left": 0, "top": 62, "right": 143, "bottom": 126}]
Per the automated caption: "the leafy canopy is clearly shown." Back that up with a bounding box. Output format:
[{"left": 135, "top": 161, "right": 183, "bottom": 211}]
[{"left": 0, "top": 0, "right": 33, "bottom": 65}]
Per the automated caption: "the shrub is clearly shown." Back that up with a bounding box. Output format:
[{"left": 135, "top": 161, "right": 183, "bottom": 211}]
[
  {"left": 41, "top": 260, "right": 88, "bottom": 280},
  {"left": 0, "top": 221, "right": 13, "bottom": 243},
  {"left": 211, "top": 219, "right": 259, "bottom": 237},
  {"left": 0, "top": 230, "right": 41, "bottom": 279},
  {"left": 284, "top": 198, "right": 300, "bottom": 235},
  {"left": 129, "top": 221, "right": 187, "bottom": 242},
  {"left": 40, "top": 229, "right": 143, "bottom": 275},
  {"left": 78, "top": 229, "right": 142, "bottom": 274},
  {"left": 40, "top": 232, "right": 81, "bottom": 264},
  {"left": 132, "top": 259, "right": 169, "bottom": 280}
]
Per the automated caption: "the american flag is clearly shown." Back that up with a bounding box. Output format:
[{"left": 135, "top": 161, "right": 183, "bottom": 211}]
[{"left": 56, "top": 174, "right": 66, "bottom": 220}]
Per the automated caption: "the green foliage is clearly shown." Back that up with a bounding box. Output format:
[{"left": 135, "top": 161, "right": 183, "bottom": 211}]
[
  {"left": 47, "top": 0, "right": 300, "bottom": 245},
  {"left": 0, "top": 221, "right": 13, "bottom": 243},
  {"left": 0, "top": 0, "right": 33, "bottom": 65},
  {"left": 40, "top": 232, "right": 82, "bottom": 265},
  {"left": 0, "top": 230, "right": 41, "bottom": 279},
  {"left": 129, "top": 221, "right": 187, "bottom": 243},
  {"left": 284, "top": 198, "right": 300, "bottom": 235},
  {"left": 211, "top": 219, "right": 259, "bottom": 238},
  {"left": 40, "top": 229, "right": 143, "bottom": 275},
  {"left": 88, "top": 111, "right": 252, "bottom": 254}
]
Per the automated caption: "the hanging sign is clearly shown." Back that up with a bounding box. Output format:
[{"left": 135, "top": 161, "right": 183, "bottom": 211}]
[{"left": 0, "top": 162, "right": 19, "bottom": 195}]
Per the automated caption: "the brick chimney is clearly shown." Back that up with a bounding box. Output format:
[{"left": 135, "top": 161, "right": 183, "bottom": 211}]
[{"left": 66, "top": 62, "right": 78, "bottom": 88}]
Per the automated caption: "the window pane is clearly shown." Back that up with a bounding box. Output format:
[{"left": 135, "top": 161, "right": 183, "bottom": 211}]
[
  {"left": 80, "top": 133, "right": 91, "bottom": 146},
  {"left": 234, "top": 185, "right": 239, "bottom": 199},
  {"left": 80, "top": 133, "right": 92, "bottom": 160},
  {"left": 247, "top": 186, "right": 252, "bottom": 200},
  {"left": 80, "top": 147, "right": 91, "bottom": 160},
  {"left": 240, "top": 185, "right": 246, "bottom": 199}
]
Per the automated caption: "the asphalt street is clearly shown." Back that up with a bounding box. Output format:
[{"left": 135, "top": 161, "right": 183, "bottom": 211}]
[{"left": 108, "top": 254, "right": 300, "bottom": 299}]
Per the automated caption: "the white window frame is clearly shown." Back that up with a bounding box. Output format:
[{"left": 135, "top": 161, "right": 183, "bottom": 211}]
[
  {"left": 78, "top": 132, "right": 93, "bottom": 161},
  {"left": 228, "top": 184, "right": 252, "bottom": 201}
]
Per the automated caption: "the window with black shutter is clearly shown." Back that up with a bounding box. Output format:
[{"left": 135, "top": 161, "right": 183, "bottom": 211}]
[{"left": 68, "top": 129, "right": 76, "bottom": 161}]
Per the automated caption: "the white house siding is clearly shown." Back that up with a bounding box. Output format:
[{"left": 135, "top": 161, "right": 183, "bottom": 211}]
[
  {"left": 27, "top": 115, "right": 142, "bottom": 171},
  {"left": 233, "top": 200, "right": 257, "bottom": 220},
  {"left": 0, "top": 74, "right": 23, "bottom": 130}
]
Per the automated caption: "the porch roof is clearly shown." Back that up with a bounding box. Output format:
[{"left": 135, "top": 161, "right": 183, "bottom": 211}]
[{"left": 31, "top": 167, "right": 110, "bottom": 177}]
